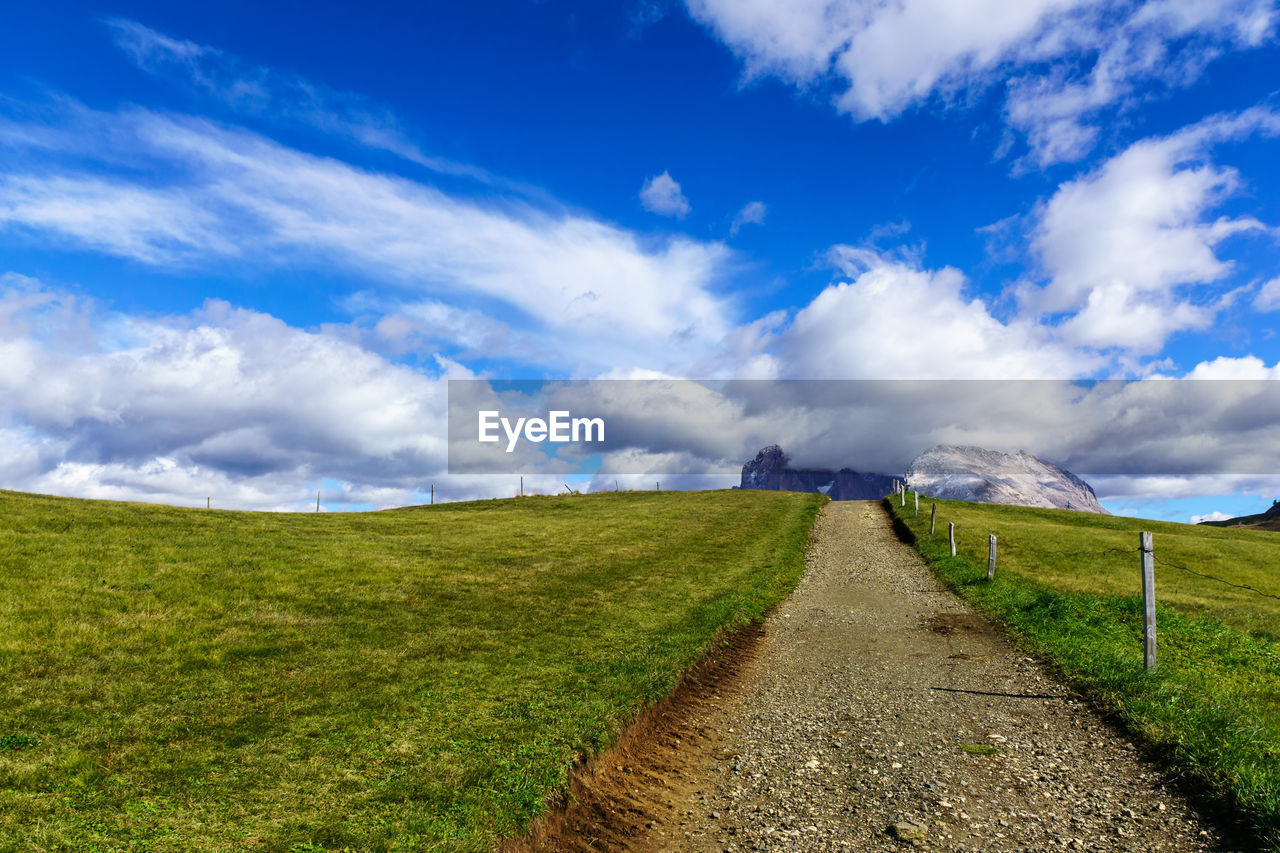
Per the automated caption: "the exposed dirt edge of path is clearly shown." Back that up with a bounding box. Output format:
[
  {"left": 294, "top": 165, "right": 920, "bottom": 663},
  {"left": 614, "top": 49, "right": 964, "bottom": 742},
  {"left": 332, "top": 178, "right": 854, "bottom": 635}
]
[{"left": 499, "top": 623, "right": 762, "bottom": 853}]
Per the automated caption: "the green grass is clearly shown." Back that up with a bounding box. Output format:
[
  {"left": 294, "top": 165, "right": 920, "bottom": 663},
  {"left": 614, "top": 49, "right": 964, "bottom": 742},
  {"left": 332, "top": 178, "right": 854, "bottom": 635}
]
[
  {"left": 0, "top": 487, "right": 824, "bottom": 852},
  {"left": 889, "top": 494, "right": 1280, "bottom": 848}
]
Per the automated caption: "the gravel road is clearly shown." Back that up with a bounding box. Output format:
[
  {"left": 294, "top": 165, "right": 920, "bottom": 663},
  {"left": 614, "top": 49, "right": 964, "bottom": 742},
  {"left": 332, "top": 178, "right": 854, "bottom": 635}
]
[{"left": 618, "top": 500, "right": 1236, "bottom": 852}]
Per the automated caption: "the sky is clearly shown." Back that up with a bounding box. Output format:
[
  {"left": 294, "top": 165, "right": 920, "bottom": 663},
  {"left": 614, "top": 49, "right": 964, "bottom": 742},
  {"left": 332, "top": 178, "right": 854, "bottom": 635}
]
[{"left": 2, "top": 0, "right": 1280, "bottom": 521}]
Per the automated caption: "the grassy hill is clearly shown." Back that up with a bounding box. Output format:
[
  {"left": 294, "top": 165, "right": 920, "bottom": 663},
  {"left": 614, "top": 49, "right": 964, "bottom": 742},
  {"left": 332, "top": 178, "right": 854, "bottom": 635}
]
[
  {"left": 0, "top": 488, "right": 824, "bottom": 852},
  {"left": 889, "top": 494, "right": 1280, "bottom": 848},
  {"left": 1200, "top": 500, "right": 1280, "bottom": 531}
]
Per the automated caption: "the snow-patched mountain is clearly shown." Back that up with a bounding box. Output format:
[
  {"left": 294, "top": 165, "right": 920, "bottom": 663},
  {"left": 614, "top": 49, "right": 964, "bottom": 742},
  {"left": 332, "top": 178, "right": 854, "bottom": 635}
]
[
  {"left": 906, "top": 445, "right": 1106, "bottom": 514},
  {"left": 738, "top": 445, "right": 896, "bottom": 501}
]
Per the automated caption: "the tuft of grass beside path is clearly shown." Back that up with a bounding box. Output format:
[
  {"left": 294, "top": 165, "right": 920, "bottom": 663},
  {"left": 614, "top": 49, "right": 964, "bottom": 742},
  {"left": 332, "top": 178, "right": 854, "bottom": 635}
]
[
  {"left": 888, "top": 495, "right": 1280, "bottom": 849},
  {"left": 0, "top": 488, "right": 824, "bottom": 852}
]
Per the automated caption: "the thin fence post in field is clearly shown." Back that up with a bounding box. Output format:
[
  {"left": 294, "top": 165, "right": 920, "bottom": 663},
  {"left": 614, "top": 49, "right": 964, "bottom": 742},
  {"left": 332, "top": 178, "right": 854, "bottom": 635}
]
[
  {"left": 207, "top": 497, "right": 210, "bottom": 509},
  {"left": 316, "top": 491, "right": 320, "bottom": 513},
  {"left": 987, "top": 534, "right": 997, "bottom": 581},
  {"left": 1140, "top": 531, "right": 1157, "bottom": 672},
  {"left": 930, "top": 502, "right": 936, "bottom": 534},
  {"left": 430, "top": 484, "right": 434, "bottom": 505},
  {"left": 949, "top": 522, "right": 956, "bottom": 557},
  {"left": 520, "top": 476, "right": 524, "bottom": 498},
  {"left": 914, "top": 491, "right": 919, "bottom": 516},
  {"left": 900, "top": 487, "right": 905, "bottom": 507}
]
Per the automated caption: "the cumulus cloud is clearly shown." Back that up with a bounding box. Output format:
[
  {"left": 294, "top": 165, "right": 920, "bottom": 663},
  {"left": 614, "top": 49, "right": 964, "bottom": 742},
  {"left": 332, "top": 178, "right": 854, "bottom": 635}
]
[
  {"left": 639, "top": 170, "right": 692, "bottom": 218},
  {"left": 729, "top": 200, "right": 767, "bottom": 235},
  {"left": 769, "top": 247, "right": 1096, "bottom": 379},
  {"left": 1189, "top": 510, "right": 1234, "bottom": 523},
  {"left": 0, "top": 279, "right": 452, "bottom": 509},
  {"left": 0, "top": 106, "right": 734, "bottom": 374},
  {"left": 0, "top": 280, "right": 578, "bottom": 508},
  {"left": 446, "top": 375, "right": 1280, "bottom": 483},
  {"left": 1024, "top": 109, "right": 1280, "bottom": 351},
  {"left": 1090, "top": 473, "right": 1280, "bottom": 503},
  {"left": 684, "top": 0, "right": 1277, "bottom": 164},
  {"left": 1184, "top": 354, "right": 1280, "bottom": 379}
]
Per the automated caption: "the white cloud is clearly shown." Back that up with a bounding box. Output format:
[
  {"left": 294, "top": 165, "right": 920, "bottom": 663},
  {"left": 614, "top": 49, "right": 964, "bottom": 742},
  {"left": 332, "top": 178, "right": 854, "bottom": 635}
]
[
  {"left": 0, "top": 174, "right": 238, "bottom": 264},
  {"left": 0, "top": 107, "right": 735, "bottom": 374},
  {"left": 1025, "top": 109, "right": 1280, "bottom": 351},
  {"left": 105, "top": 19, "right": 503, "bottom": 184},
  {"left": 0, "top": 290, "right": 441, "bottom": 471},
  {"left": 729, "top": 200, "right": 767, "bottom": 236},
  {"left": 1189, "top": 510, "right": 1234, "bottom": 523},
  {"left": 0, "top": 279, "right": 544, "bottom": 509},
  {"left": 685, "top": 0, "right": 1278, "bottom": 164},
  {"left": 8, "top": 277, "right": 1280, "bottom": 508},
  {"left": 1255, "top": 277, "right": 1280, "bottom": 312},
  {"left": 1090, "top": 473, "right": 1280, "bottom": 502},
  {"left": 1006, "top": 0, "right": 1278, "bottom": 166},
  {"left": 1184, "top": 354, "right": 1280, "bottom": 378},
  {"left": 768, "top": 247, "right": 1097, "bottom": 379},
  {"left": 639, "top": 170, "right": 692, "bottom": 218}
]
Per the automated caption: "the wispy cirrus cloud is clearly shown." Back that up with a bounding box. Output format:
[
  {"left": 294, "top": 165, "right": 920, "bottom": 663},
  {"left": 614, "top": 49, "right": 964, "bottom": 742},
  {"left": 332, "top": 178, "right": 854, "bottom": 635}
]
[
  {"left": 684, "top": 0, "right": 1278, "bottom": 165},
  {"left": 0, "top": 104, "right": 735, "bottom": 373},
  {"left": 105, "top": 18, "right": 508, "bottom": 185}
]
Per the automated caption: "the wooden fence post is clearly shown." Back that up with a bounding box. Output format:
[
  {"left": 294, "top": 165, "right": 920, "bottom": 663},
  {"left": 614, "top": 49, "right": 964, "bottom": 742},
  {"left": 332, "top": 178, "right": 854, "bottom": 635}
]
[
  {"left": 949, "top": 522, "right": 956, "bottom": 557},
  {"left": 914, "top": 491, "right": 919, "bottom": 517},
  {"left": 520, "top": 476, "right": 524, "bottom": 498},
  {"left": 431, "top": 484, "right": 434, "bottom": 505},
  {"left": 900, "top": 488, "right": 905, "bottom": 507},
  {"left": 930, "top": 502, "right": 936, "bottom": 534},
  {"left": 1140, "top": 532, "right": 1157, "bottom": 672},
  {"left": 987, "top": 534, "right": 997, "bottom": 581}
]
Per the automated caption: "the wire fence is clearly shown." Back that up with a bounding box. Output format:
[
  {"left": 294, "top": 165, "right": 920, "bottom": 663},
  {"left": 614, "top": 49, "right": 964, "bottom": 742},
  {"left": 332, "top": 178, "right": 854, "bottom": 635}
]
[{"left": 896, "top": 484, "right": 1280, "bottom": 606}]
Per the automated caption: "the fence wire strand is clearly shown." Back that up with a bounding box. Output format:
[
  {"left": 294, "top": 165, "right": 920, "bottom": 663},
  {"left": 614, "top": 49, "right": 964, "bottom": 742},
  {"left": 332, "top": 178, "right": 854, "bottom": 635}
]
[
  {"left": 915, "top": 502, "right": 1280, "bottom": 604},
  {"left": 1151, "top": 553, "right": 1280, "bottom": 602}
]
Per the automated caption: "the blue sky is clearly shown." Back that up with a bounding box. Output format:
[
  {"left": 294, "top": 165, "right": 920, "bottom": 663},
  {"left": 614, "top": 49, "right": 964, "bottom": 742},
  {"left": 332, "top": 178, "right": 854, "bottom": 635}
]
[{"left": 2, "top": 0, "right": 1280, "bottom": 519}]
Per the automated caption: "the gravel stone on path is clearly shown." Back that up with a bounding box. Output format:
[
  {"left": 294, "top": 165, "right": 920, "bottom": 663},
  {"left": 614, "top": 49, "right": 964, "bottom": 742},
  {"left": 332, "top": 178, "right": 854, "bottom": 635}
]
[{"left": 633, "top": 501, "right": 1235, "bottom": 852}]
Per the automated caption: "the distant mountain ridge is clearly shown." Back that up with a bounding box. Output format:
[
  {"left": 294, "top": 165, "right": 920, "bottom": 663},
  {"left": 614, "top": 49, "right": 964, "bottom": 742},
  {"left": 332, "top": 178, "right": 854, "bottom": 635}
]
[
  {"left": 737, "top": 443, "right": 1106, "bottom": 513},
  {"left": 906, "top": 445, "right": 1107, "bottom": 514},
  {"left": 737, "top": 445, "right": 896, "bottom": 501},
  {"left": 1199, "top": 500, "right": 1280, "bottom": 530}
]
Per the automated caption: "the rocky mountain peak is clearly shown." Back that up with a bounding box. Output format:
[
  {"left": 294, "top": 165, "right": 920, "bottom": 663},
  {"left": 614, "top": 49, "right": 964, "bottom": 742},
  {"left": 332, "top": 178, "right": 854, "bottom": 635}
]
[
  {"left": 906, "top": 445, "right": 1106, "bottom": 514},
  {"left": 738, "top": 446, "right": 897, "bottom": 501}
]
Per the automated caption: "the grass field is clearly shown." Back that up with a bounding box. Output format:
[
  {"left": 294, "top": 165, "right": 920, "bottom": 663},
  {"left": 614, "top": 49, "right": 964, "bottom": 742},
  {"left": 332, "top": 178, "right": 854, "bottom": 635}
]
[
  {"left": 0, "top": 488, "right": 824, "bottom": 852},
  {"left": 888, "top": 494, "right": 1280, "bottom": 848}
]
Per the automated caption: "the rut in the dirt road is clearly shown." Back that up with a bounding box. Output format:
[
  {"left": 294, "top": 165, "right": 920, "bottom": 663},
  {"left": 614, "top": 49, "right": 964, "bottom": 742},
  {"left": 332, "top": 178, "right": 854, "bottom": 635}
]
[{"left": 536, "top": 500, "right": 1238, "bottom": 853}]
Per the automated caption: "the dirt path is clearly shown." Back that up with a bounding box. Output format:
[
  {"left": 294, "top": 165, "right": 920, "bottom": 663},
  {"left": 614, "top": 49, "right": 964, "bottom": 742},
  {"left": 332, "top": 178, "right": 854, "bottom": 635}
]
[{"left": 531, "top": 500, "right": 1239, "bottom": 852}]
